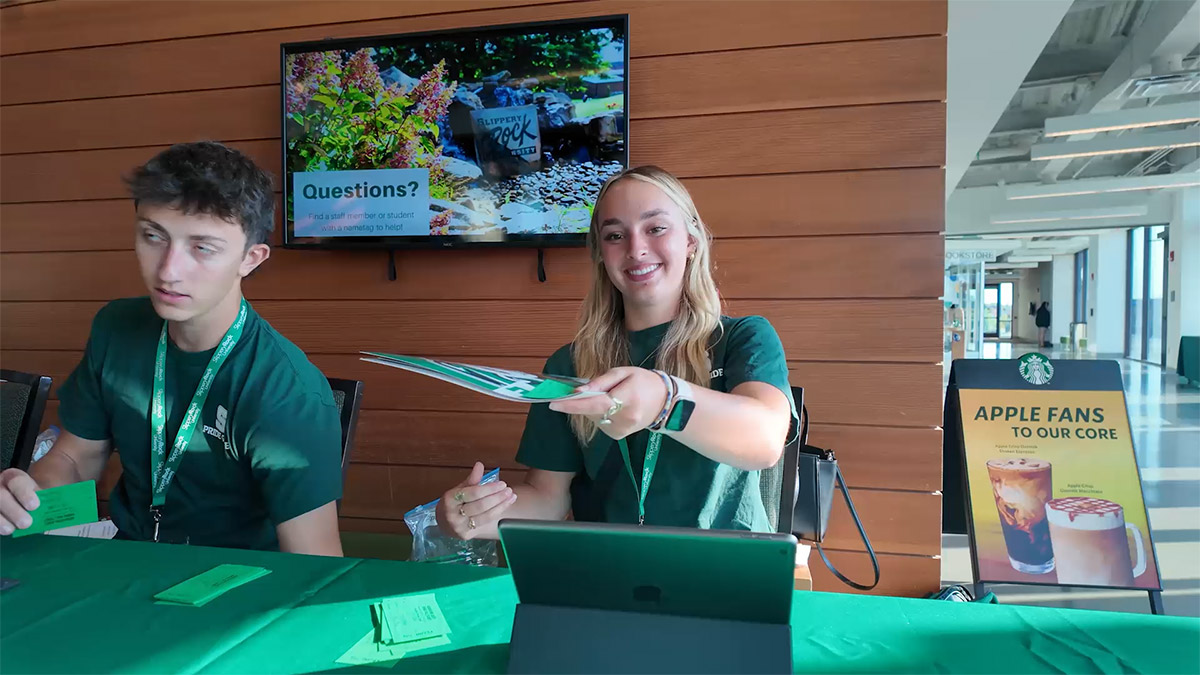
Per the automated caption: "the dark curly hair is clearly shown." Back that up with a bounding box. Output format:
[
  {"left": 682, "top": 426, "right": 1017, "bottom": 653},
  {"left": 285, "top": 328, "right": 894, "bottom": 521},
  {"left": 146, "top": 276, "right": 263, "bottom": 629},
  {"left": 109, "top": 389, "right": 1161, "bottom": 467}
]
[{"left": 125, "top": 141, "right": 275, "bottom": 247}]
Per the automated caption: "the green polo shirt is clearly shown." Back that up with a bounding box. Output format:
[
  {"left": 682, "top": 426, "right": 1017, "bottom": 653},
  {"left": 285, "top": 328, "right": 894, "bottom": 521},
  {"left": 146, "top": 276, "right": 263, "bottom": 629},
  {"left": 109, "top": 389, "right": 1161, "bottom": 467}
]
[
  {"left": 515, "top": 315, "right": 796, "bottom": 532},
  {"left": 57, "top": 297, "right": 343, "bottom": 550}
]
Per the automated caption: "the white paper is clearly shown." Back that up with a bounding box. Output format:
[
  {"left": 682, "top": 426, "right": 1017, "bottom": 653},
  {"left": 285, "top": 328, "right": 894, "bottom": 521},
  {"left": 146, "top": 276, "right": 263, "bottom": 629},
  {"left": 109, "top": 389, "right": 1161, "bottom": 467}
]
[
  {"left": 795, "top": 543, "right": 812, "bottom": 566},
  {"left": 45, "top": 518, "right": 117, "bottom": 539}
]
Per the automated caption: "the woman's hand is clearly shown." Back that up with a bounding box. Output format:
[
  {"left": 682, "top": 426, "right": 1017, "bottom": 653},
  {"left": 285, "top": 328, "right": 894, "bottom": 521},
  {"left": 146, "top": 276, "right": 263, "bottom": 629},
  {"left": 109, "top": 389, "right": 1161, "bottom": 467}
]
[
  {"left": 549, "top": 367, "right": 670, "bottom": 440},
  {"left": 435, "top": 462, "right": 516, "bottom": 541}
]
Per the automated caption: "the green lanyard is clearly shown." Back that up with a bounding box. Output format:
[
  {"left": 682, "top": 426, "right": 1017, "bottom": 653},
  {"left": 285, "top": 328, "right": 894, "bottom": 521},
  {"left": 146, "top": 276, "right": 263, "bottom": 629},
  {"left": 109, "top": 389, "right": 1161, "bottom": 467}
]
[
  {"left": 149, "top": 300, "right": 247, "bottom": 542},
  {"left": 616, "top": 432, "right": 662, "bottom": 525}
]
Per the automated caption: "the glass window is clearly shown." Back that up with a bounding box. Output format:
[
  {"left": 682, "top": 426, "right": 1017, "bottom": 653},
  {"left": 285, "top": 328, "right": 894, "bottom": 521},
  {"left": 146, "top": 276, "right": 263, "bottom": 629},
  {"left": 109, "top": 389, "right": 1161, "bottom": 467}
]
[
  {"left": 1147, "top": 226, "right": 1165, "bottom": 364},
  {"left": 983, "top": 285, "right": 999, "bottom": 337},
  {"left": 999, "top": 281, "right": 1014, "bottom": 339},
  {"left": 1074, "top": 249, "right": 1088, "bottom": 324},
  {"left": 1127, "top": 227, "right": 1144, "bottom": 359}
]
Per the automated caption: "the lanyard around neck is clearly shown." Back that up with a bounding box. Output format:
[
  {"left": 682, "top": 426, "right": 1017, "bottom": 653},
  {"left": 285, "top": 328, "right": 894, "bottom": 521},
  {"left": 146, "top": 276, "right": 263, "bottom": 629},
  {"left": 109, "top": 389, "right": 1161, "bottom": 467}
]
[
  {"left": 616, "top": 432, "right": 662, "bottom": 525},
  {"left": 149, "top": 300, "right": 247, "bottom": 513}
]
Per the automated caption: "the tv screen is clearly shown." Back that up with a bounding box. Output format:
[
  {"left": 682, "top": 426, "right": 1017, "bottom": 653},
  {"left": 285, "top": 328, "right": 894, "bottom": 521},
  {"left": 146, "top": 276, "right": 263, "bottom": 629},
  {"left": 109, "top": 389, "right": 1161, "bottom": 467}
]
[{"left": 281, "top": 15, "right": 628, "bottom": 249}]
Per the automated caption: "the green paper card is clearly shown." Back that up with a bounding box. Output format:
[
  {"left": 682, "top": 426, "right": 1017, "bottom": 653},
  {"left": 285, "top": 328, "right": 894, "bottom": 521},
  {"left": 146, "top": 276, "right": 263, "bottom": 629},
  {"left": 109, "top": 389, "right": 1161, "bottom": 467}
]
[
  {"left": 154, "top": 564, "right": 271, "bottom": 607},
  {"left": 380, "top": 593, "right": 452, "bottom": 644},
  {"left": 13, "top": 480, "right": 99, "bottom": 538}
]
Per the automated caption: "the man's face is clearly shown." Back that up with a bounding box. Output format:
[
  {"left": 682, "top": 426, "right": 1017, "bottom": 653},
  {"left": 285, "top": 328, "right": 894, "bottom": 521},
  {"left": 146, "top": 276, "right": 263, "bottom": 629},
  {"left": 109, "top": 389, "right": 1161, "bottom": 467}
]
[{"left": 134, "top": 203, "right": 269, "bottom": 324}]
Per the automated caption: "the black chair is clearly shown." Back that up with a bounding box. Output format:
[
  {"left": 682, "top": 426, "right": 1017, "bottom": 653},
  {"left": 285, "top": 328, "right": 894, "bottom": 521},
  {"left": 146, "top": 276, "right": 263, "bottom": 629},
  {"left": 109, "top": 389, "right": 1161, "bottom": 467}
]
[
  {"left": 759, "top": 386, "right": 804, "bottom": 534},
  {"left": 326, "top": 377, "right": 364, "bottom": 476},
  {"left": 1, "top": 369, "right": 53, "bottom": 473}
]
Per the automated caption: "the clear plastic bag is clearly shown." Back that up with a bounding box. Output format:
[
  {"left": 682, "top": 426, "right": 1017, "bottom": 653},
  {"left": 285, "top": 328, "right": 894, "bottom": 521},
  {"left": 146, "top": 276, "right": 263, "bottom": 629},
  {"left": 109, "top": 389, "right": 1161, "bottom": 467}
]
[
  {"left": 32, "top": 425, "right": 60, "bottom": 463},
  {"left": 404, "top": 467, "right": 500, "bottom": 566}
]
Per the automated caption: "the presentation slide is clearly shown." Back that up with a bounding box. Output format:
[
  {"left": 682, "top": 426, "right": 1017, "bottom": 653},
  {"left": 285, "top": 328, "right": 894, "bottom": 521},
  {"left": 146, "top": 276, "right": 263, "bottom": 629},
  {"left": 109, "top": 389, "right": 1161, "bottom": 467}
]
[{"left": 292, "top": 168, "right": 430, "bottom": 237}]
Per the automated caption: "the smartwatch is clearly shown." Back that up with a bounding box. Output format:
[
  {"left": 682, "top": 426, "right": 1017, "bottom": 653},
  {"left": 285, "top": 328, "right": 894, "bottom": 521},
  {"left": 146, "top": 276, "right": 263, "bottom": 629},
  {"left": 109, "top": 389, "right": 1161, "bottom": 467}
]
[
  {"left": 663, "top": 397, "right": 696, "bottom": 432},
  {"left": 662, "top": 375, "right": 695, "bottom": 433}
]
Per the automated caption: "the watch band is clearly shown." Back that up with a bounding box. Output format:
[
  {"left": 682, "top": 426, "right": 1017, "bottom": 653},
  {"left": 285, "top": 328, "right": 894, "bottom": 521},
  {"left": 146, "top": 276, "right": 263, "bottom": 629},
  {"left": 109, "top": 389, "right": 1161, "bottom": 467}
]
[{"left": 663, "top": 375, "right": 695, "bottom": 433}]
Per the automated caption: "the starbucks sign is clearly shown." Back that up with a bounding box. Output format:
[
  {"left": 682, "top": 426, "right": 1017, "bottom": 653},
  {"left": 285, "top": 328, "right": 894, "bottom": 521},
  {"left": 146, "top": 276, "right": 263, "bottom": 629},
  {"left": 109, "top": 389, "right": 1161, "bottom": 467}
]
[{"left": 1018, "top": 353, "right": 1055, "bottom": 385}]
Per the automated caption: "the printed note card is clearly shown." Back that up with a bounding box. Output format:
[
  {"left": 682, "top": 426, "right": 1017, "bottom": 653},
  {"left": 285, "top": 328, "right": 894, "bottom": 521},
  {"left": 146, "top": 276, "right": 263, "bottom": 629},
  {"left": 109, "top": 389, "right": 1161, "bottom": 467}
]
[{"left": 13, "top": 481, "right": 98, "bottom": 538}]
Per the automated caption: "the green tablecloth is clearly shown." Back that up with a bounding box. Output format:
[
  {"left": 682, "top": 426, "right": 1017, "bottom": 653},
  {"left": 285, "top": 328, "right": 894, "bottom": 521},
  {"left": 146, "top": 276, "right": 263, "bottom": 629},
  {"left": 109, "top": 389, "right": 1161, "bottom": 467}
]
[{"left": 1, "top": 536, "right": 1197, "bottom": 674}]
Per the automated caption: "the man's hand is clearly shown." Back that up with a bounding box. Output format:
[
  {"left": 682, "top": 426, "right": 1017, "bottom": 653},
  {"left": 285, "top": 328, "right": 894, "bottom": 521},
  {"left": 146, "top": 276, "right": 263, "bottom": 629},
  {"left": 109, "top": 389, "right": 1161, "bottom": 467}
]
[{"left": 0, "top": 468, "right": 41, "bottom": 535}]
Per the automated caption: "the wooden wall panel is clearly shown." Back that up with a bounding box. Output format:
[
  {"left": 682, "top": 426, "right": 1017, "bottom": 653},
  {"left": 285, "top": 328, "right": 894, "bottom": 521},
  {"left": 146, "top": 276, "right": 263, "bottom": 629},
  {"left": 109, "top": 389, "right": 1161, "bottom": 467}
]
[
  {"left": 0, "top": 0, "right": 947, "bottom": 596},
  {"left": 1, "top": 1, "right": 945, "bottom": 81},
  {"left": 632, "top": 103, "right": 945, "bottom": 178},
  {"left": 1, "top": 106, "right": 944, "bottom": 201},
  {"left": 0, "top": 168, "right": 944, "bottom": 253},
  {"left": 0, "top": 299, "right": 942, "bottom": 365},
  {"left": 35, "top": 395, "right": 940, "bottom": 493},
  {"left": 809, "top": 551, "right": 942, "bottom": 597},
  {"left": 4, "top": 351, "right": 943, "bottom": 430},
  {"left": 0, "top": 1, "right": 556, "bottom": 55},
  {"left": 1, "top": 37, "right": 944, "bottom": 154},
  {"left": 0, "top": 141, "right": 276, "bottom": 203},
  {"left": 0, "top": 236, "right": 943, "bottom": 301},
  {"left": 336, "top": 462, "right": 938, "bottom": 557}
]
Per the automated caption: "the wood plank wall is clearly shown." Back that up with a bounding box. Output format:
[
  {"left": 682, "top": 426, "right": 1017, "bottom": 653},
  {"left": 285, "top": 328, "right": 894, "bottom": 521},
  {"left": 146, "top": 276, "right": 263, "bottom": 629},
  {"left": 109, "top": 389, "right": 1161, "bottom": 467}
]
[{"left": 0, "top": 0, "right": 947, "bottom": 597}]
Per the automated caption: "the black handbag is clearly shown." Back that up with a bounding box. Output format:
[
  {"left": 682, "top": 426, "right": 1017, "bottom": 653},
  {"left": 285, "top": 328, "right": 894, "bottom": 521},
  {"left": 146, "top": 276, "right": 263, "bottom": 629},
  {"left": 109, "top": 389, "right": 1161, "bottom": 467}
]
[{"left": 792, "top": 404, "right": 880, "bottom": 591}]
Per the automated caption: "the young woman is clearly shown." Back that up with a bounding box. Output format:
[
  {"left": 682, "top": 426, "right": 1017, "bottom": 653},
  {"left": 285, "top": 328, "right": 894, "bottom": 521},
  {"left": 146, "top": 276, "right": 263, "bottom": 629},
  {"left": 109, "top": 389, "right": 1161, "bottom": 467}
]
[
  {"left": 1036, "top": 301, "right": 1051, "bottom": 347},
  {"left": 436, "top": 166, "right": 796, "bottom": 539}
]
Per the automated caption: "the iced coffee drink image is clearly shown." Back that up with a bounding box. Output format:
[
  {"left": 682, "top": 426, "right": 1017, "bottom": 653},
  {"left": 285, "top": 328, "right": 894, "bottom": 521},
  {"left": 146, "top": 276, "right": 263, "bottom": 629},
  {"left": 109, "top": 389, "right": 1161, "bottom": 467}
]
[
  {"left": 986, "top": 458, "right": 1055, "bottom": 574},
  {"left": 1046, "top": 497, "right": 1147, "bottom": 587}
]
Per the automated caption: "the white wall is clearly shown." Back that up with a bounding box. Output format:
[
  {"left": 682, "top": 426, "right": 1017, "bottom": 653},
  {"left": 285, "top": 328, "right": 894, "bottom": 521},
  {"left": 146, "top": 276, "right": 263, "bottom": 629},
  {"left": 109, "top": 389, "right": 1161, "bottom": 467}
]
[
  {"left": 1091, "top": 230, "right": 1128, "bottom": 355},
  {"left": 1051, "top": 254, "right": 1075, "bottom": 347},
  {"left": 1167, "top": 187, "right": 1200, "bottom": 368}
]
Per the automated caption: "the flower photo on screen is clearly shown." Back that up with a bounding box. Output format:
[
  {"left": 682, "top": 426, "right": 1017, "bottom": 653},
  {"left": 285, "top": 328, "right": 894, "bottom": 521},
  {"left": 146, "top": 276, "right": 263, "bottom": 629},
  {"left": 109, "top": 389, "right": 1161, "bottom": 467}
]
[{"left": 283, "top": 22, "right": 626, "bottom": 240}]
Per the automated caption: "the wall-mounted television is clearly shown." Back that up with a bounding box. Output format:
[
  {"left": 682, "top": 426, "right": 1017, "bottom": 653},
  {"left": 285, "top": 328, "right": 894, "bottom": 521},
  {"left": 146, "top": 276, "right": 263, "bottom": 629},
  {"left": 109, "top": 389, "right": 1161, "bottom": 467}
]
[{"left": 281, "top": 15, "right": 628, "bottom": 249}]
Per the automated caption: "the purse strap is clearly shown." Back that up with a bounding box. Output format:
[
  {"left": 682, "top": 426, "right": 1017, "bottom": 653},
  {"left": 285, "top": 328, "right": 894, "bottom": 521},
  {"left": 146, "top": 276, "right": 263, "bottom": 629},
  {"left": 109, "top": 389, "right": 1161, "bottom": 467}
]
[
  {"left": 814, "top": 464, "right": 880, "bottom": 591},
  {"left": 800, "top": 404, "right": 880, "bottom": 591}
]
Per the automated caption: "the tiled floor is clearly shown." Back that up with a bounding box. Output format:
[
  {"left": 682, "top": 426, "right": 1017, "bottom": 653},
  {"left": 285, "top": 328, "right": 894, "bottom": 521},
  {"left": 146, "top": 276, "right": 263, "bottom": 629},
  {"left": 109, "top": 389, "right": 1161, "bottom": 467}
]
[{"left": 942, "top": 341, "right": 1200, "bottom": 616}]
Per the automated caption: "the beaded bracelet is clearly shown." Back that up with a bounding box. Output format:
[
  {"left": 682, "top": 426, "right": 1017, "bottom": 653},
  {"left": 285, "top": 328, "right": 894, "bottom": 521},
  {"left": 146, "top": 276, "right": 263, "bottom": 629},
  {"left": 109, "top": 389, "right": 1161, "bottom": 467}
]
[{"left": 648, "top": 369, "right": 678, "bottom": 431}]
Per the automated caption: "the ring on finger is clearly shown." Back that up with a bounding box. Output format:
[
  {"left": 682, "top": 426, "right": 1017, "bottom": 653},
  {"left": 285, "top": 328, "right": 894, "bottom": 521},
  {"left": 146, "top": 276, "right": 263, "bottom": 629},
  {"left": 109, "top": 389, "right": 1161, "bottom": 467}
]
[
  {"left": 459, "top": 505, "right": 467, "bottom": 517},
  {"left": 606, "top": 397, "right": 624, "bottom": 418},
  {"left": 468, "top": 517, "right": 477, "bottom": 530},
  {"left": 599, "top": 396, "right": 624, "bottom": 425},
  {"left": 454, "top": 491, "right": 466, "bottom": 503}
]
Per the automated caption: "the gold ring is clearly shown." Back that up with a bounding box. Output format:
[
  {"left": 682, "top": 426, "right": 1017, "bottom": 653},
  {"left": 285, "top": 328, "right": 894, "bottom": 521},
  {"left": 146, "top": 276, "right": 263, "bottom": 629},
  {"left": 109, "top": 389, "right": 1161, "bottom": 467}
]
[
  {"left": 454, "top": 491, "right": 465, "bottom": 503},
  {"left": 459, "top": 505, "right": 467, "bottom": 517},
  {"left": 468, "top": 517, "right": 477, "bottom": 530}
]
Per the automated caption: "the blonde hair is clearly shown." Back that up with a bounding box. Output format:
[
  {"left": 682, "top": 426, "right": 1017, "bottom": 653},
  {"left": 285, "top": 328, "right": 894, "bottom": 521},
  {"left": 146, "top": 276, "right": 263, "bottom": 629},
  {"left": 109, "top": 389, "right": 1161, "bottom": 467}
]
[{"left": 570, "top": 165, "right": 723, "bottom": 444}]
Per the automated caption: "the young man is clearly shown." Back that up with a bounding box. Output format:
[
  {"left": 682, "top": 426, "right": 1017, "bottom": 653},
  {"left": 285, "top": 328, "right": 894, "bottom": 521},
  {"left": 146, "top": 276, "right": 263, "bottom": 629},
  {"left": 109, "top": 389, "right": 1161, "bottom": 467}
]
[{"left": 0, "top": 142, "right": 345, "bottom": 555}]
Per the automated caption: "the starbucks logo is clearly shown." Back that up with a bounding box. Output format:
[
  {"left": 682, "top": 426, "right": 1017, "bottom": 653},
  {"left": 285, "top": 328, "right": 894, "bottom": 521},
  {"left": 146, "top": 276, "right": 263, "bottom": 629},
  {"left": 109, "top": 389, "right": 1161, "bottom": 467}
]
[{"left": 1019, "top": 353, "right": 1054, "bottom": 385}]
